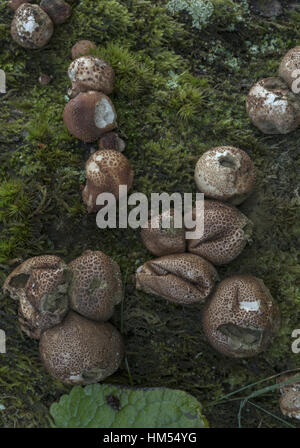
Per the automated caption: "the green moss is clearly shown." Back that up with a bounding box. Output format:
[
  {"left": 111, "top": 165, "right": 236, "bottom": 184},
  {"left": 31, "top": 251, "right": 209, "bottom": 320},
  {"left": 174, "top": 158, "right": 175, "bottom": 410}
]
[{"left": 0, "top": 0, "right": 300, "bottom": 428}]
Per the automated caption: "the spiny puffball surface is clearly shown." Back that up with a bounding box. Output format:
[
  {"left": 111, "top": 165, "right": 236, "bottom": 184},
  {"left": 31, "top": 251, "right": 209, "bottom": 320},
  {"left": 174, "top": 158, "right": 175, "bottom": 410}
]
[
  {"left": 278, "top": 373, "right": 300, "bottom": 420},
  {"left": 246, "top": 77, "right": 300, "bottom": 134},
  {"left": 68, "top": 250, "right": 123, "bottom": 322},
  {"left": 194, "top": 146, "right": 255, "bottom": 205},
  {"left": 82, "top": 149, "right": 134, "bottom": 213},
  {"left": 136, "top": 253, "right": 219, "bottom": 304},
  {"left": 187, "top": 200, "right": 253, "bottom": 265},
  {"left": 63, "top": 91, "right": 117, "bottom": 142},
  {"left": 39, "top": 311, "right": 124, "bottom": 385},
  {"left": 11, "top": 3, "right": 54, "bottom": 49},
  {"left": 202, "top": 275, "right": 280, "bottom": 358},
  {"left": 279, "top": 46, "right": 300, "bottom": 91}
]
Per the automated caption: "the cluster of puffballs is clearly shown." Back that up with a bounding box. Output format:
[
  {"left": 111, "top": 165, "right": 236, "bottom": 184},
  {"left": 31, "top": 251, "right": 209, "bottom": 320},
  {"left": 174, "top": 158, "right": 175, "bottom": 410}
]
[
  {"left": 246, "top": 46, "right": 300, "bottom": 134},
  {"left": 3, "top": 251, "right": 124, "bottom": 385},
  {"left": 9, "top": 0, "right": 72, "bottom": 49},
  {"left": 136, "top": 146, "right": 281, "bottom": 359},
  {"left": 63, "top": 42, "right": 134, "bottom": 213}
]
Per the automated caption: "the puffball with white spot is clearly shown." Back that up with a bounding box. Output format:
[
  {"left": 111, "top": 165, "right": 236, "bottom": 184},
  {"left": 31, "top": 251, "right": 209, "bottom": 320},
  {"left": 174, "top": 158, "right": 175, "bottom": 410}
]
[
  {"left": 11, "top": 3, "right": 54, "bottom": 49},
  {"left": 63, "top": 91, "right": 117, "bottom": 142},
  {"left": 202, "top": 275, "right": 281, "bottom": 358},
  {"left": 246, "top": 77, "right": 300, "bottom": 134}
]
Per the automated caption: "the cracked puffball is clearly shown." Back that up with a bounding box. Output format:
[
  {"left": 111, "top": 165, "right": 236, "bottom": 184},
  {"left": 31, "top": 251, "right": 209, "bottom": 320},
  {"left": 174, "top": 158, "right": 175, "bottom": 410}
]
[
  {"left": 71, "top": 40, "right": 97, "bottom": 60},
  {"left": 68, "top": 56, "right": 115, "bottom": 97},
  {"left": 194, "top": 146, "right": 255, "bottom": 205},
  {"left": 8, "top": 0, "right": 31, "bottom": 11},
  {"left": 136, "top": 253, "right": 218, "bottom": 304},
  {"left": 141, "top": 209, "right": 186, "bottom": 256},
  {"left": 63, "top": 91, "right": 117, "bottom": 142},
  {"left": 3, "top": 255, "right": 69, "bottom": 339},
  {"left": 39, "top": 311, "right": 124, "bottom": 385},
  {"left": 202, "top": 275, "right": 280, "bottom": 358},
  {"left": 279, "top": 46, "right": 300, "bottom": 91},
  {"left": 278, "top": 373, "right": 300, "bottom": 420},
  {"left": 187, "top": 200, "right": 253, "bottom": 265},
  {"left": 68, "top": 250, "right": 123, "bottom": 322},
  {"left": 246, "top": 77, "right": 300, "bottom": 134},
  {"left": 40, "top": 0, "right": 72, "bottom": 25},
  {"left": 11, "top": 3, "right": 54, "bottom": 49},
  {"left": 82, "top": 149, "right": 134, "bottom": 213}
]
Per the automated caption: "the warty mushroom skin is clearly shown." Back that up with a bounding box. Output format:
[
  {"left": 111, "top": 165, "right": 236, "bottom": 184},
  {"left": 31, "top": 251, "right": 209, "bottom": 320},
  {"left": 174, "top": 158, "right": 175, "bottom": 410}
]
[
  {"left": 136, "top": 253, "right": 219, "bottom": 305},
  {"left": 82, "top": 149, "right": 134, "bottom": 213},
  {"left": 187, "top": 200, "right": 253, "bottom": 265},
  {"left": 8, "top": 0, "right": 32, "bottom": 11},
  {"left": 3, "top": 255, "right": 69, "bottom": 339},
  {"left": 11, "top": 3, "right": 54, "bottom": 49},
  {"left": 71, "top": 40, "right": 97, "bottom": 60},
  {"left": 194, "top": 146, "right": 255, "bottom": 205},
  {"left": 68, "top": 56, "right": 115, "bottom": 96},
  {"left": 202, "top": 275, "right": 280, "bottom": 358},
  {"left": 39, "top": 311, "right": 124, "bottom": 385},
  {"left": 68, "top": 250, "right": 123, "bottom": 322},
  {"left": 246, "top": 77, "right": 300, "bottom": 134},
  {"left": 40, "top": 0, "right": 72, "bottom": 25},
  {"left": 279, "top": 46, "right": 300, "bottom": 91},
  {"left": 63, "top": 91, "right": 117, "bottom": 142},
  {"left": 278, "top": 373, "right": 300, "bottom": 420},
  {"left": 141, "top": 209, "right": 186, "bottom": 257}
]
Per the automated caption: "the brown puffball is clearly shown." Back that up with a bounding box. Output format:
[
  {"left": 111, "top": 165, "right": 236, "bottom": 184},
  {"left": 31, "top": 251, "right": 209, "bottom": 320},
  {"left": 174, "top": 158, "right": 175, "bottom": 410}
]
[
  {"left": 3, "top": 255, "right": 69, "bottom": 339},
  {"left": 98, "top": 132, "right": 126, "bottom": 152},
  {"left": 141, "top": 209, "right": 186, "bottom": 257},
  {"left": 63, "top": 91, "right": 117, "bottom": 142},
  {"left": 136, "top": 253, "right": 218, "bottom": 305},
  {"left": 246, "top": 77, "right": 300, "bottom": 134},
  {"left": 194, "top": 146, "right": 255, "bottom": 205},
  {"left": 68, "top": 56, "right": 114, "bottom": 96},
  {"left": 68, "top": 250, "right": 123, "bottom": 322},
  {"left": 71, "top": 40, "right": 97, "bottom": 59},
  {"left": 202, "top": 275, "right": 280, "bottom": 358},
  {"left": 11, "top": 4, "right": 54, "bottom": 49},
  {"left": 278, "top": 373, "right": 300, "bottom": 420},
  {"left": 40, "top": 0, "right": 71, "bottom": 25},
  {"left": 82, "top": 149, "right": 134, "bottom": 213},
  {"left": 187, "top": 200, "right": 253, "bottom": 265},
  {"left": 279, "top": 46, "right": 300, "bottom": 91},
  {"left": 39, "top": 311, "right": 124, "bottom": 385}
]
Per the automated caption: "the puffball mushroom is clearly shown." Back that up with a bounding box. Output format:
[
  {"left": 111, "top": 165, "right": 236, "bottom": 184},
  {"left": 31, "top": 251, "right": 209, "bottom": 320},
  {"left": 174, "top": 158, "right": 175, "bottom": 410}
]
[
  {"left": 39, "top": 311, "right": 124, "bottom": 385},
  {"left": 3, "top": 255, "right": 69, "bottom": 339},
  {"left": 40, "top": 0, "right": 72, "bottom": 25},
  {"left": 246, "top": 77, "right": 300, "bottom": 134},
  {"left": 82, "top": 149, "right": 134, "bottom": 213},
  {"left": 279, "top": 46, "right": 300, "bottom": 91},
  {"left": 98, "top": 132, "right": 126, "bottom": 152},
  {"left": 194, "top": 146, "right": 255, "bottom": 205},
  {"left": 136, "top": 253, "right": 218, "bottom": 305},
  {"left": 71, "top": 40, "right": 97, "bottom": 60},
  {"left": 11, "top": 3, "right": 54, "bottom": 49},
  {"left": 68, "top": 250, "right": 123, "bottom": 322},
  {"left": 63, "top": 91, "right": 117, "bottom": 142},
  {"left": 187, "top": 200, "right": 253, "bottom": 265},
  {"left": 202, "top": 275, "right": 280, "bottom": 358},
  {"left": 141, "top": 209, "right": 186, "bottom": 257},
  {"left": 278, "top": 373, "right": 300, "bottom": 420},
  {"left": 68, "top": 56, "right": 115, "bottom": 96}
]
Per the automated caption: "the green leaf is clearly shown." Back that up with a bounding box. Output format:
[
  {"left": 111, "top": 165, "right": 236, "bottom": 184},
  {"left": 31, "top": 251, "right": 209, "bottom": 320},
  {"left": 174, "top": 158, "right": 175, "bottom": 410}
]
[{"left": 50, "top": 384, "right": 209, "bottom": 428}]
